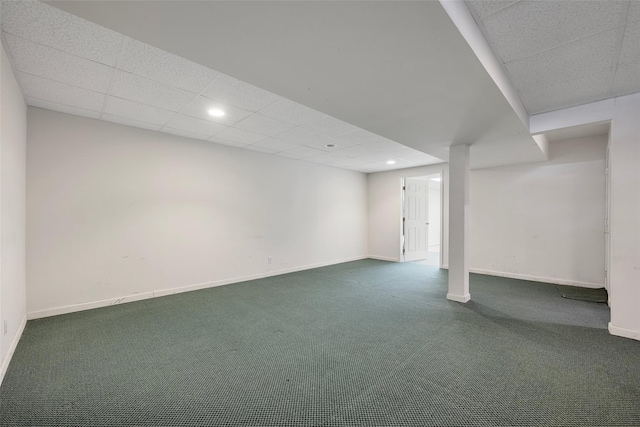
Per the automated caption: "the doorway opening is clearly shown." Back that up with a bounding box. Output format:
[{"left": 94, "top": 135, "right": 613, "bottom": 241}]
[{"left": 401, "top": 173, "right": 442, "bottom": 267}]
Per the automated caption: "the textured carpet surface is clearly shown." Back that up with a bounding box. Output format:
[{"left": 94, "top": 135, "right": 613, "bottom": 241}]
[
  {"left": 557, "top": 285, "right": 609, "bottom": 303},
  {"left": 1, "top": 260, "right": 639, "bottom": 426}
]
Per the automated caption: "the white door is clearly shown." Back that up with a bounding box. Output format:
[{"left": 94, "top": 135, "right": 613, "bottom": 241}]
[{"left": 403, "top": 178, "right": 430, "bottom": 261}]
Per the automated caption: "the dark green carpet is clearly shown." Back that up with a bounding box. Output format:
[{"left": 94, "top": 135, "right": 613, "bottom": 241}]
[
  {"left": 557, "top": 285, "right": 608, "bottom": 303},
  {"left": 1, "top": 260, "right": 639, "bottom": 426}
]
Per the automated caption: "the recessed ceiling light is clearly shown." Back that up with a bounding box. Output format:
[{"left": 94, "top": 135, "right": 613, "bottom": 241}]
[
  {"left": 208, "top": 108, "right": 225, "bottom": 117},
  {"left": 386, "top": 160, "right": 396, "bottom": 165},
  {"left": 325, "top": 143, "right": 336, "bottom": 148},
  {"left": 431, "top": 177, "right": 442, "bottom": 182}
]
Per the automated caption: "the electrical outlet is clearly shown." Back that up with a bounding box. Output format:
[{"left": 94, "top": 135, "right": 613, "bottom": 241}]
[
  {"left": 267, "top": 257, "right": 272, "bottom": 264},
  {"left": 3, "top": 320, "right": 7, "bottom": 335}
]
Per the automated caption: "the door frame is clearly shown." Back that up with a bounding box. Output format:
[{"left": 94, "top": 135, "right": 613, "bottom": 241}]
[
  {"left": 605, "top": 137, "right": 611, "bottom": 304},
  {"left": 400, "top": 171, "right": 444, "bottom": 267}
]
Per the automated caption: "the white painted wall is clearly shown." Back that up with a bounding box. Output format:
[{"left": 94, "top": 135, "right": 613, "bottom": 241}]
[
  {"left": 368, "top": 136, "right": 606, "bottom": 290},
  {"left": 608, "top": 93, "right": 640, "bottom": 341},
  {"left": 469, "top": 136, "right": 607, "bottom": 287},
  {"left": 428, "top": 180, "right": 441, "bottom": 249},
  {"left": 367, "top": 164, "right": 449, "bottom": 263},
  {"left": 0, "top": 41, "right": 27, "bottom": 384},
  {"left": 26, "top": 108, "right": 368, "bottom": 318}
]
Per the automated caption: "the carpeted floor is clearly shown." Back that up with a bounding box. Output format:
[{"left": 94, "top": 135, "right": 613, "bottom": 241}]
[
  {"left": 1, "top": 259, "right": 639, "bottom": 426},
  {"left": 557, "top": 285, "right": 609, "bottom": 303}
]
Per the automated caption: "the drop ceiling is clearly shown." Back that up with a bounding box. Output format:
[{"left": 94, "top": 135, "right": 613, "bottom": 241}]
[
  {"left": 466, "top": 0, "right": 640, "bottom": 115},
  {"left": 3, "top": 1, "right": 631, "bottom": 173},
  {"left": 17, "top": 0, "right": 551, "bottom": 171},
  {"left": 1, "top": 1, "right": 445, "bottom": 173}
]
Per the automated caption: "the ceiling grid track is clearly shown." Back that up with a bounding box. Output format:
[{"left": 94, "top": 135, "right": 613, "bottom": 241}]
[
  {"left": 99, "top": 36, "right": 130, "bottom": 120},
  {"left": 157, "top": 74, "right": 224, "bottom": 133},
  {"left": 608, "top": 1, "right": 632, "bottom": 99}
]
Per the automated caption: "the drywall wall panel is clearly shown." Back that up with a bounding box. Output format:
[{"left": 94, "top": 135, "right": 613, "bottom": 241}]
[
  {"left": 608, "top": 92, "right": 640, "bottom": 341},
  {"left": 469, "top": 136, "right": 607, "bottom": 287},
  {"left": 368, "top": 137, "right": 606, "bottom": 289},
  {"left": 367, "top": 165, "right": 449, "bottom": 263},
  {"left": 26, "top": 108, "right": 368, "bottom": 315},
  {"left": 428, "top": 182, "right": 441, "bottom": 249},
  {"left": 0, "top": 41, "right": 27, "bottom": 382}
]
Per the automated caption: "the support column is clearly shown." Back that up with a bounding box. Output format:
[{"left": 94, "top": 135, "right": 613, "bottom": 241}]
[
  {"left": 608, "top": 93, "right": 640, "bottom": 341},
  {"left": 447, "top": 144, "right": 470, "bottom": 303}
]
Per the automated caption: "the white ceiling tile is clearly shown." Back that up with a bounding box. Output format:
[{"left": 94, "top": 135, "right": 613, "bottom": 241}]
[
  {"left": 165, "top": 114, "right": 228, "bottom": 137},
  {"left": 335, "top": 129, "right": 387, "bottom": 146},
  {"left": 163, "top": 127, "right": 209, "bottom": 141},
  {"left": 314, "top": 144, "right": 346, "bottom": 154},
  {"left": 334, "top": 143, "right": 382, "bottom": 158},
  {"left": 181, "top": 96, "right": 253, "bottom": 126},
  {"left": 243, "top": 144, "right": 279, "bottom": 154},
  {"left": 202, "top": 73, "right": 280, "bottom": 111},
  {"left": 0, "top": 0, "right": 123, "bottom": 66},
  {"left": 304, "top": 151, "right": 352, "bottom": 165},
  {"left": 19, "top": 73, "right": 105, "bottom": 112},
  {"left": 210, "top": 138, "right": 250, "bottom": 149},
  {"left": 247, "top": 138, "right": 300, "bottom": 153},
  {"left": 351, "top": 164, "right": 383, "bottom": 173},
  {"left": 234, "top": 113, "right": 295, "bottom": 136},
  {"left": 612, "top": 63, "right": 640, "bottom": 98},
  {"left": 323, "top": 138, "right": 362, "bottom": 151},
  {"left": 482, "top": 0, "right": 628, "bottom": 63},
  {"left": 521, "top": 72, "right": 614, "bottom": 115},
  {"left": 398, "top": 151, "right": 442, "bottom": 164},
  {"left": 302, "top": 139, "right": 343, "bottom": 153},
  {"left": 465, "top": 1, "right": 519, "bottom": 19},
  {"left": 258, "top": 98, "right": 325, "bottom": 125},
  {"left": 212, "top": 127, "right": 267, "bottom": 145},
  {"left": 619, "top": 21, "right": 640, "bottom": 65},
  {"left": 505, "top": 29, "right": 618, "bottom": 93},
  {"left": 367, "top": 151, "right": 418, "bottom": 165},
  {"left": 403, "top": 156, "right": 435, "bottom": 166},
  {"left": 28, "top": 97, "right": 101, "bottom": 120},
  {"left": 362, "top": 159, "right": 412, "bottom": 170},
  {"left": 362, "top": 139, "right": 407, "bottom": 153},
  {"left": 329, "top": 157, "right": 368, "bottom": 168},
  {"left": 5, "top": 34, "right": 113, "bottom": 93},
  {"left": 303, "top": 155, "right": 333, "bottom": 165},
  {"left": 103, "top": 97, "right": 175, "bottom": 126},
  {"left": 110, "top": 71, "right": 195, "bottom": 112},
  {"left": 397, "top": 156, "right": 442, "bottom": 167},
  {"left": 118, "top": 38, "right": 218, "bottom": 93},
  {"left": 102, "top": 114, "right": 162, "bottom": 132},
  {"left": 277, "top": 146, "right": 325, "bottom": 160},
  {"left": 388, "top": 149, "right": 416, "bottom": 160},
  {"left": 335, "top": 165, "right": 357, "bottom": 172},
  {"left": 305, "top": 115, "right": 358, "bottom": 137},
  {"left": 629, "top": 1, "right": 640, "bottom": 24},
  {"left": 277, "top": 126, "right": 333, "bottom": 149},
  {"left": 353, "top": 152, "right": 397, "bottom": 164}
]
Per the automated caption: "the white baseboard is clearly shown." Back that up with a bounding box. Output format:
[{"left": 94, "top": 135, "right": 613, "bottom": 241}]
[
  {"left": 27, "top": 255, "right": 368, "bottom": 320},
  {"left": 27, "top": 292, "right": 155, "bottom": 320},
  {"left": 367, "top": 255, "right": 400, "bottom": 262},
  {"left": 153, "top": 255, "right": 368, "bottom": 299},
  {"left": 446, "top": 293, "right": 471, "bottom": 303},
  {"left": 0, "top": 314, "right": 27, "bottom": 387},
  {"left": 468, "top": 268, "right": 604, "bottom": 288},
  {"left": 609, "top": 323, "right": 640, "bottom": 341}
]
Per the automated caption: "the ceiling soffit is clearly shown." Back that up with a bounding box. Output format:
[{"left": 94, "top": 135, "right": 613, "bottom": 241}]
[{"left": 44, "top": 0, "right": 544, "bottom": 169}]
